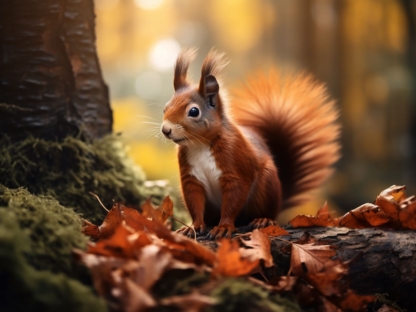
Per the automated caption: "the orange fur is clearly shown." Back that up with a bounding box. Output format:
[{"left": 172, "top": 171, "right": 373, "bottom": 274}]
[{"left": 162, "top": 49, "right": 340, "bottom": 238}]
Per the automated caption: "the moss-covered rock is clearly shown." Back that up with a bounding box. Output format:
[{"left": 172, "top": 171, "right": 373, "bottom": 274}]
[
  {"left": 0, "top": 185, "right": 87, "bottom": 275},
  {"left": 0, "top": 134, "right": 170, "bottom": 224},
  {"left": 0, "top": 187, "right": 106, "bottom": 312}
]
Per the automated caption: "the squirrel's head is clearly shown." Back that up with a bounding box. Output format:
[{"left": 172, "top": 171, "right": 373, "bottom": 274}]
[{"left": 161, "top": 48, "right": 228, "bottom": 146}]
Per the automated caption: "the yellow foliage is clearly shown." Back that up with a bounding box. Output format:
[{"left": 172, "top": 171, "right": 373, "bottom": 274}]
[{"left": 210, "top": 0, "right": 263, "bottom": 52}]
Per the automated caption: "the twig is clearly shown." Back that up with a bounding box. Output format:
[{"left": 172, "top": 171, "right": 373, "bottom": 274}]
[{"left": 89, "top": 192, "right": 110, "bottom": 212}]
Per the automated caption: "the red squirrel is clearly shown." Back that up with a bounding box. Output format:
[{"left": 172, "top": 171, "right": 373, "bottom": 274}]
[{"left": 161, "top": 49, "right": 340, "bottom": 239}]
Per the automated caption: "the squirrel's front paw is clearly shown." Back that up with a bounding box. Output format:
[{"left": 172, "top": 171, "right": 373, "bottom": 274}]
[
  {"left": 176, "top": 222, "right": 206, "bottom": 238},
  {"left": 207, "top": 224, "right": 236, "bottom": 240},
  {"left": 248, "top": 218, "right": 276, "bottom": 229}
]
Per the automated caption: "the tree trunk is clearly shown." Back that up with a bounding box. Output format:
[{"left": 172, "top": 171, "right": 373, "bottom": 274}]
[
  {"left": 0, "top": 0, "right": 112, "bottom": 141},
  {"left": 199, "top": 226, "right": 416, "bottom": 310}
]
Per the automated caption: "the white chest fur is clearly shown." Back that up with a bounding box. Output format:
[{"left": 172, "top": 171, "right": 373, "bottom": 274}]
[{"left": 187, "top": 145, "right": 222, "bottom": 208}]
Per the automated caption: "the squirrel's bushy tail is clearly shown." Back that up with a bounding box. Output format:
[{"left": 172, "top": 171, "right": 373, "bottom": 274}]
[{"left": 230, "top": 71, "right": 340, "bottom": 209}]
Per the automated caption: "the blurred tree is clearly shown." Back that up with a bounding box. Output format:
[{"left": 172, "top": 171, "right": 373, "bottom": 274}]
[
  {"left": 401, "top": 0, "right": 416, "bottom": 176},
  {"left": 0, "top": 0, "right": 112, "bottom": 141}
]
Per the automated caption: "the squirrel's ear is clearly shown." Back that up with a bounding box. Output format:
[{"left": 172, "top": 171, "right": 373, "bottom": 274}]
[{"left": 202, "top": 75, "right": 219, "bottom": 107}]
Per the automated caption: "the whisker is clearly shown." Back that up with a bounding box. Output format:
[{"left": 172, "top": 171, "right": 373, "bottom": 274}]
[
  {"left": 140, "top": 121, "right": 162, "bottom": 126},
  {"left": 186, "top": 132, "right": 203, "bottom": 145},
  {"left": 189, "top": 131, "right": 212, "bottom": 145}
]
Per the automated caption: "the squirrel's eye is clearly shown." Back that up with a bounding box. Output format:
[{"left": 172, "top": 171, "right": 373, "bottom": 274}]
[{"left": 188, "top": 107, "right": 200, "bottom": 117}]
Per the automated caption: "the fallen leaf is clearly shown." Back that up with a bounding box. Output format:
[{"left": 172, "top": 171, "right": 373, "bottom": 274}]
[
  {"left": 81, "top": 219, "right": 100, "bottom": 240},
  {"left": 87, "top": 224, "right": 136, "bottom": 258},
  {"left": 379, "top": 185, "right": 406, "bottom": 203},
  {"left": 338, "top": 203, "right": 391, "bottom": 228},
  {"left": 116, "top": 278, "right": 156, "bottom": 312},
  {"left": 240, "top": 230, "right": 274, "bottom": 267},
  {"left": 376, "top": 304, "right": 400, "bottom": 312},
  {"left": 115, "top": 244, "right": 173, "bottom": 291},
  {"left": 258, "top": 225, "right": 289, "bottom": 236},
  {"left": 141, "top": 196, "right": 174, "bottom": 223},
  {"left": 306, "top": 260, "right": 348, "bottom": 296},
  {"left": 375, "top": 185, "right": 405, "bottom": 219},
  {"left": 398, "top": 197, "right": 416, "bottom": 230},
  {"left": 82, "top": 197, "right": 174, "bottom": 240},
  {"left": 335, "top": 290, "right": 375, "bottom": 311},
  {"left": 289, "top": 202, "right": 337, "bottom": 228},
  {"left": 268, "top": 276, "right": 298, "bottom": 292},
  {"left": 212, "top": 239, "right": 260, "bottom": 277},
  {"left": 74, "top": 251, "right": 128, "bottom": 298},
  {"left": 160, "top": 195, "right": 174, "bottom": 221},
  {"left": 290, "top": 242, "right": 336, "bottom": 276}
]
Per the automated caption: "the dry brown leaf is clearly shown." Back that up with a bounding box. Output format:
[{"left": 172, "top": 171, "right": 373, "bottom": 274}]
[
  {"left": 74, "top": 251, "right": 128, "bottom": 298},
  {"left": 160, "top": 195, "right": 174, "bottom": 221},
  {"left": 160, "top": 292, "right": 216, "bottom": 312},
  {"left": 379, "top": 185, "right": 406, "bottom": 202},
  {"left": 290, "top": 242, "right": 337, "bottom": 276},
  {"left": 338, "top": 203, "right": 391, "bottom": 228},
  {"left": 212, "top": 239, "right": 260, "bottom": 277},
  {"left": 82, "top": 197, "right": 174, "bottom": 240},
  {"left": 141, "top": 196, "right": 174, "bottom": 223},
  {"left": 335, "top": 290, "right": 375, "bottom": 311},
  {"left": 118, "top": 244, "right": 173, "bottom": 290},
  {"left": 399, "top": 197, "right": 416, "bottom": 230},
  {"left": 87, "top": 224, "right": 136, "bottom": 258},
  {"left": 81, "top": 219, "right": 100, "bottom": 240},
  {"left": 268, "top": 276, "right": 298, "bottom": 292},
  {"left": 376, "top": 304, "right": 400, "bottom": 312},
  {"left": 82, "top": 203, "right": 125, "bottom": 239},
  {"left": 375, "top": 185, "right": 405, "bottom": 219},
  {"left": 305, "top": 261, "right": 348, "bottom": 296},
  {"left": 289, "top": 202, "right": 337, "bottom": 228},
  {"left": 258, "top": 225, "right": 289, "bottom": 236},
  {"left": 240, "top": 230, "right": 274, "bottom": 267},
  {"left": 116, "top": 278, "right": 156, "bottom": 312}
]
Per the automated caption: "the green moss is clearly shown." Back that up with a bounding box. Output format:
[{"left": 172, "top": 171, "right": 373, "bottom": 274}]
[
  {"left": 0, "top": 198, "right": 107, "bottom": 312},
  {"left": 208, "top": 278, "right": 301, "bottom": 312},
  {"left": 152, "top": 270, "right": 300, "bottom": 312},
  {"left": 152, "top": 269, "right": 211, "bottom": 299},
  {"left": 0, "top": 185, "right": 87, "bottom": 275},
  {"left": 0, "top": 134, "right": 171, "bottom": 224}
]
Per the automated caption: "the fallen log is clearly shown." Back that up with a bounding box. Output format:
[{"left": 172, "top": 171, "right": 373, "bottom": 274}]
[{"left": 198, "top": 226, "right": 416, "bottom": 310}]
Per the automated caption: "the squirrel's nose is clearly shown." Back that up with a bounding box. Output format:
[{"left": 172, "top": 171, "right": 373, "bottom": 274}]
[{"left": 161, "top": 126, "right": 172, "bottom": 137}]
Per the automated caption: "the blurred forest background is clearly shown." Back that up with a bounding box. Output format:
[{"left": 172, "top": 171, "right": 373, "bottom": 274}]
[{"left": 94, "top": 0, "right": 416, "bottom": 220}]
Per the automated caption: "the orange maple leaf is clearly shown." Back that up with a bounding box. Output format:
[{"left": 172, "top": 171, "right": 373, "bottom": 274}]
[{"left": 212, "top": 239, "right": 260, "bottom": 277}]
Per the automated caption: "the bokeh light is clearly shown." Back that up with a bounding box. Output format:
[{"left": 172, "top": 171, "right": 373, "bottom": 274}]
[
  {"left": 149, "top": 39, "right": 181, "bottom": 72},
  {"left": 133, "top": 0, "right": 164, "bottom": 10}
]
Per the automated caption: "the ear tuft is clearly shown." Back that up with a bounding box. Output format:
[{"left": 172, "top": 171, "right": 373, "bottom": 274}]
[
  {"left": 198, "top": 49, "right": 227, "bottom": 94},
  {"left": 204, "top": 75, "right": 219, "bottom": 95},
  {"left": 174, "top": 48, "right": 197, "bottom": 91}
]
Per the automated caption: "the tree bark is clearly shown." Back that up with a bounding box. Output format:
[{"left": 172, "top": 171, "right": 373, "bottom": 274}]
[
  {"left": 199, "top": 226, "right": 416, "bottom": 310},
  {"left": 0, "top": 0, "right": 112, "bottom": 141}
]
